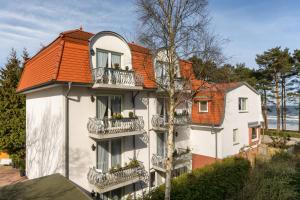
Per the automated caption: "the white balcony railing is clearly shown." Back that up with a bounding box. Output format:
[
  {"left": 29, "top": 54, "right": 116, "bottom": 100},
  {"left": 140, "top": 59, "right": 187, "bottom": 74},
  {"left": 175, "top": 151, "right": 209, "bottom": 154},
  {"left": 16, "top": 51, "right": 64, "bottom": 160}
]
[
  {"left": 151, "top": 148, "right": 192, "bottom": 170},
  {"left": 151, "top": 114, "right": 190, "bottom": 130},
  {"left": 92, "top": 67, "right": 144, "bottom": 87},
  {"left": 87, "top": 161, "right": 147, "bottom": 192},
  {"left": 87, "top": 117, "right": 145, "bottom": 139}
]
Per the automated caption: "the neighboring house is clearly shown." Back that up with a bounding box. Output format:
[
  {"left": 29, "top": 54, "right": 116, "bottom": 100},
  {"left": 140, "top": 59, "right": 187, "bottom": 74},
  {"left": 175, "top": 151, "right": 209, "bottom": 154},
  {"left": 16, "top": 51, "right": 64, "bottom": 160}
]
[
  {"left": 190, "top": 82, "right": 263, "bottom": 168},
  {"left": 17, "top": 28, "right": 262, "bottom": 199},
  {"left": 0, "top": 152, "right": 12, "bottom": 165}
]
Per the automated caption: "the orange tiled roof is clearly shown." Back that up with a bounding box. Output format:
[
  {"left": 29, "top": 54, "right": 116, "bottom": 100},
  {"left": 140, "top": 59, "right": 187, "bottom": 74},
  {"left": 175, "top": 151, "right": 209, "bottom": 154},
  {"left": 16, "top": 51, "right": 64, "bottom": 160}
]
[
  {"left": 191, "top": 82, "right": 241, "bottom": 126},
  {"left": 17, "top": 29, "right": 163, "bottom": 92}
]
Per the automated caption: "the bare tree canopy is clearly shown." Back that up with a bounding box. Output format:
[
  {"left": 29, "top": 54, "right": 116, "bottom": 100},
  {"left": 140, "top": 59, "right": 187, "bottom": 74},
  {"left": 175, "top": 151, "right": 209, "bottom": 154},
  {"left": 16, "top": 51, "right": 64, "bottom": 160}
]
[{"left": 136, "top": 0, "right": 225, "bottom": 64}]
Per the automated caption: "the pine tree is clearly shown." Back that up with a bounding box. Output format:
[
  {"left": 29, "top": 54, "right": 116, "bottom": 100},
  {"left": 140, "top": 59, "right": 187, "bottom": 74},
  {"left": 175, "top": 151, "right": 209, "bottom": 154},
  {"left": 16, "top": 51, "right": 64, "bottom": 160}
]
[{"left": 0, "top": 49, "right": 26, "bottom": 164}]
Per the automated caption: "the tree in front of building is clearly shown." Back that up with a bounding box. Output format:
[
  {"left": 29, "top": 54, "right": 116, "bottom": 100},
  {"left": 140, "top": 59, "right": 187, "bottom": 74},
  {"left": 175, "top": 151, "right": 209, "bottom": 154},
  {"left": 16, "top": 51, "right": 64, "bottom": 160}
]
[{"left": 0, "top": 48, "right": 28, "bottom": 166}]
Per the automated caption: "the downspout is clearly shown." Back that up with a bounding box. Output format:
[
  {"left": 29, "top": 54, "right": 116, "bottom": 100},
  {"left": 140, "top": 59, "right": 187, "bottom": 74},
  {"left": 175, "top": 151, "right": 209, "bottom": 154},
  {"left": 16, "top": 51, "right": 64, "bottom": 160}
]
[
  {"left": 147, "top": 92, "right": 151, "bottom": 191},
  {"left": 65, "top": 82, "right": 72, "bottom": 179}
]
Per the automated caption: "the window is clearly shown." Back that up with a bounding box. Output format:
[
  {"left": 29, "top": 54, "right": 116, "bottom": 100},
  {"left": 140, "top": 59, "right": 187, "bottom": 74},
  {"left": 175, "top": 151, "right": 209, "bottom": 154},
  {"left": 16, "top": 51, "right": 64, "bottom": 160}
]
[
  {"left": 199, "top": 101, "right": 208, "bottom": 112},
  {"left": 97, "top": 138, "right": 122, "bottom": 173},
  {"left": 96, "top": 49, "right": 122, "bottom": 69},
  {"left": 111, "top": 53, "right": 121, "bottom": 68},
  {"left": 233, "top": 129, "right": 239, "bottom": 144},
  {"left": 96, "top": 50, "right": 108, "bottom": 68},
  {"left": 150, "top": 171, "right": 156, "bottom": 188},
  {"left": 238, "top": 98, "right": 247, "bottom": 112},
  {"left": 251, "top": 128, "right": 258, "bottom": 140},
  {"left": 157, "top": 132, "right": 167, "bottom": 158},
  {"left": 96, "top": 95, "right": 122, "bottom": 118}
]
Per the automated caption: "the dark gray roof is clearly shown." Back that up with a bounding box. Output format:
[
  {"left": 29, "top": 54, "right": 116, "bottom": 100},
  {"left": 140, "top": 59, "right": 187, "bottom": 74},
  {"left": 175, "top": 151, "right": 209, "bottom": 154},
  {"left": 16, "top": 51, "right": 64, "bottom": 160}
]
[{"left": 0, "top": 174, "right": 91, "bottom": 200}]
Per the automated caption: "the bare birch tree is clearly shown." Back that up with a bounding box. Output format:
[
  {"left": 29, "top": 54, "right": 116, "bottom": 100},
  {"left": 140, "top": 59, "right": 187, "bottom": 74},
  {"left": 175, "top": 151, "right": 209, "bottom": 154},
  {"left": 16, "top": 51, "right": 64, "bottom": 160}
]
[{"left": 135, "top": 0, "right": 223, "bottom": 199}]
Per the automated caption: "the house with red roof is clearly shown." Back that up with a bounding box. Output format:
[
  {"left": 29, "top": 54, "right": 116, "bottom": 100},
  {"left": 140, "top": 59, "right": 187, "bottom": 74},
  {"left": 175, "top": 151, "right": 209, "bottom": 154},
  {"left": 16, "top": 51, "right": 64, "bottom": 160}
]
[{"left": 18, "top": 28, "right": 262, "bottom": 199}]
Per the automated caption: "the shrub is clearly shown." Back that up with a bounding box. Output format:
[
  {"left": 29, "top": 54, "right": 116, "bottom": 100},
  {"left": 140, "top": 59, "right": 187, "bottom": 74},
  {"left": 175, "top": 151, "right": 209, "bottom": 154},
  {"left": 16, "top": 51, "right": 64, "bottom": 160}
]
[
  {"left": 144, "top": 157, "right": 250, "bottom": 200},
  {"left": 236, "top": 152, "right": 298, "bottom": 200}
]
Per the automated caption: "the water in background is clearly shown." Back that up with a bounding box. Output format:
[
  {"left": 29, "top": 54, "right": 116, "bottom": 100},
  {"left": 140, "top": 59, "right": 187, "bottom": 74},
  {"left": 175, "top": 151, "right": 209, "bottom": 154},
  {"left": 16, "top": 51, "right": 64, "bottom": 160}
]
[{"left": 268, "top": 105, "right": 299, "bottom": 131}]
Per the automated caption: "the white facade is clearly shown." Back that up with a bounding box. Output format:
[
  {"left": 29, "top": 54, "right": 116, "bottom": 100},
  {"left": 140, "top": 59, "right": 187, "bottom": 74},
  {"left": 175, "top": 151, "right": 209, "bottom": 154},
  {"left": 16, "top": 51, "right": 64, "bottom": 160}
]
[
  {"left": 190, "top": 84, "right": 263, "bottom": 161},
  {"left": 24, "top": 31, "right": 262, "bottom": 199}
]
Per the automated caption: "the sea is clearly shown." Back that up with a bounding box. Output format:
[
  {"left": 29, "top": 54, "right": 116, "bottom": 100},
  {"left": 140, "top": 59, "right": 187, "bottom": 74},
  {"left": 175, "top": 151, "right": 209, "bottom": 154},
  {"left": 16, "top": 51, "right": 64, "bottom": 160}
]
[{"left": 268, "top": 105, "right": 299, "bottom": 131}]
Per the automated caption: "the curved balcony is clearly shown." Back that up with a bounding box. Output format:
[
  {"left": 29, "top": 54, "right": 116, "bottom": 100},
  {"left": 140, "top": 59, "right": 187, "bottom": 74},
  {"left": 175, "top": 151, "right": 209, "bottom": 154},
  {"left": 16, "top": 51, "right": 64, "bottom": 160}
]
[
  {"left": 87, "top": 161, "right": 147, "bottom": 193},
  {"left": 87, "top": 116, "right": 145, "bottom": 140},
  {"left": 151, "top": 114, "right": 190, "bottom": 131},
  {"left": 151, "top": 148, "right": 192, "bottom": 172},
  {"left": 92, "top": 67, "right": 144, "bottom": 90}
]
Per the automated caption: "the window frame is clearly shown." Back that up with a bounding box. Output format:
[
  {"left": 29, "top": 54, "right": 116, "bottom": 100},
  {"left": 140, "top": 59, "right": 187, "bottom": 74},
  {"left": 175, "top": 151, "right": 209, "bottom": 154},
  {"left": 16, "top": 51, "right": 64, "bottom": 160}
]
[
  {"left": 199, "top": 101, "right": 208, "bottom": 113},
  {"left": 251, "top": 127, "right": 258, "bottom": 141},
  {"left": 96, "top": 138, "right": 123, "bottom": 172},
  {"left": 233, "top": 128, "right": 239, "bottom": 145},
  {"left": 96, "top": 95, "right": 123, "bottom": 118},
  {"left": 96, "top": 48, "right": 123, "bottom": 69},
  {"left": 238, "top": 97, "right": 248, "bottom": 112}
]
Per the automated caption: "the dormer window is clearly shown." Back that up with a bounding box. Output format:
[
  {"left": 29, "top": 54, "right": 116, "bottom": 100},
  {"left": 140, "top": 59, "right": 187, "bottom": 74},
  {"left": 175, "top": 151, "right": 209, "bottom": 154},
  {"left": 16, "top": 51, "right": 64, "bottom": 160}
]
[
  {"left": 96, "top": 49, "right": 122, "bottom": 69},
  {"left": 199, "top": 101, "right": 208, "bottom": 113}
]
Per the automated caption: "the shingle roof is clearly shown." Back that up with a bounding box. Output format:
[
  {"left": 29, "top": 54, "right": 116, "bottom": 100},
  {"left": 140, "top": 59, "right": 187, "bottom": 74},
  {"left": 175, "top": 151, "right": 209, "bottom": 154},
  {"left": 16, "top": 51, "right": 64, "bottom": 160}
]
[{"left": 0, "top": 173, "right": 91, "bottom": 200}]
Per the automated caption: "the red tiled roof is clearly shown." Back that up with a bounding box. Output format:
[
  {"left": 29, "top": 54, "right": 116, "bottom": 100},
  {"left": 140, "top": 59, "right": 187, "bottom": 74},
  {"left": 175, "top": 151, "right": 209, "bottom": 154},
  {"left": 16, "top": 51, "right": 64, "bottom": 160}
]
[
  {"left": 191, "top": 82, "right": 241, "bottom": 126},
  {"left": 17, "top": 29, "right": 161, "bottom": 92}
]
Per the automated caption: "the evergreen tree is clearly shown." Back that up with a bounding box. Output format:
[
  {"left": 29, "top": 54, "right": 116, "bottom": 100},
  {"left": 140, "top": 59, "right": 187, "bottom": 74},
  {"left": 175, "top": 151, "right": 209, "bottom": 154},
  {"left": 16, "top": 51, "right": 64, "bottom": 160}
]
[{"left": 0, "top": 49, "right": 26, "bottom": 164}]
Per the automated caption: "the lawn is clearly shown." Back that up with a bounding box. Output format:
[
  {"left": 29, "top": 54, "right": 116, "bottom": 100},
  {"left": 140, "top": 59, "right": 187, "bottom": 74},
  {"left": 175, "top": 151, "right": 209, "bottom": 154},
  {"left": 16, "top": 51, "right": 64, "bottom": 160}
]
[{"left": 264, "top": 129, "right": 300, "bottom": 138}]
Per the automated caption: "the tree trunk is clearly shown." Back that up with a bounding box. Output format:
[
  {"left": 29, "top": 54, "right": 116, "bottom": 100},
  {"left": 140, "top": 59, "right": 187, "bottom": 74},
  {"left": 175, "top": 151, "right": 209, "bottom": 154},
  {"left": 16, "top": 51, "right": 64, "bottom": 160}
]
[
  {"left": 298, "top": 95, "right": 300, "bottom": 132},
  {"left": 282, "top": 78, "right": 287, "bottom": 130},
  {"left": 275, "top": 77, "right": 281, "bottom": 133},
  {"left": 262, "top": 89, "right": 268, "bottom": 130}
]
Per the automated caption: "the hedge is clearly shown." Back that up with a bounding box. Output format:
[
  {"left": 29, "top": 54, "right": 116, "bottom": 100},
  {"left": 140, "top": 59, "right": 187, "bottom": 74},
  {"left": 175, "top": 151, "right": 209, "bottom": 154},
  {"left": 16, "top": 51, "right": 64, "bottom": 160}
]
[{"left": 144, "top": 157, "right": 250, "bottom": 200}]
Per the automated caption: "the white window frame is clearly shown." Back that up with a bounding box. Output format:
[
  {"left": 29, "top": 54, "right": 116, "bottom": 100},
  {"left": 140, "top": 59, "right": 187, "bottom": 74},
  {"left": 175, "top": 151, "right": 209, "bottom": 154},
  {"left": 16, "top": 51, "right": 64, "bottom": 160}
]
[
  {"left": 238, "top": 97, "right": 248, "bottom": 112},
  {"left": 199, "top": 101, "right": 208, "bottom": 113},
  {"left": 96, "top": 48, "right": 122, "bottom": 69},
  {"left": 233, "top": 128, "right": 239, "bottom": 145},
  {"left": 96, "top": 138, "right": 123, "bottom": 172},
  {"left": 251, "top": 127, "right": 259, "bottom": 142},
  {"left": 96, "top": 95, "right": 123, "bottom": 118}
]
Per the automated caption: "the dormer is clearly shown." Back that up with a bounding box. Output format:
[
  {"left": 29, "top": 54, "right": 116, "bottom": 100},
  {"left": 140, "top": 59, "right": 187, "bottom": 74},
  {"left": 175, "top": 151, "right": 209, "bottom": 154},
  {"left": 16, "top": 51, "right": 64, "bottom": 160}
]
[{"left": 89, "top": 31, "right": 143, "bottom": 90}]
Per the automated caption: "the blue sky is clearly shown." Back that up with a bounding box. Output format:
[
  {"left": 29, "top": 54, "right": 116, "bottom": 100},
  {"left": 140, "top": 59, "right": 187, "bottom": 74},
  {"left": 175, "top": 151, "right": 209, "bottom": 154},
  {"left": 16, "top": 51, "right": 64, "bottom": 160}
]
[{"left": 0, "top": 0, "right": 300, "bottom": 68}]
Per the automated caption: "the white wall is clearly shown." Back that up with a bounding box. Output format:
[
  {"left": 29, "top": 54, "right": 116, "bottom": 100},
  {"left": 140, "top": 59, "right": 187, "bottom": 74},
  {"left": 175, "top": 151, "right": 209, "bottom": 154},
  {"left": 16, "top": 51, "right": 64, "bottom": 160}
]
[
  {"left": 26, "top": 86, "right": 65, "bottom": 179},
  {"left": 220, "top": 85, "right": 262, "bottom": 158},
  {"left": 189, "top": 126, "right": 222, "bottom": 159}
]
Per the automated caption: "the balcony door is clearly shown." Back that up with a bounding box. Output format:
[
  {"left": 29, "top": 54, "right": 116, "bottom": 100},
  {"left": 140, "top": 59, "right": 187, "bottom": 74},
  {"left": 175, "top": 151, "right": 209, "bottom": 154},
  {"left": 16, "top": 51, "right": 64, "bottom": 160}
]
[
  {"left": 157, "top": 98, "right": 168, "bottom": 122},
  {"left": 97, "top": 95, "right": 122, "bottom": 119},
  {"left": 97, "top": 138, "right": 122, "bottom": 173},
  {"left": 157, "top": 132, "right": 167, "bottom": 158}
]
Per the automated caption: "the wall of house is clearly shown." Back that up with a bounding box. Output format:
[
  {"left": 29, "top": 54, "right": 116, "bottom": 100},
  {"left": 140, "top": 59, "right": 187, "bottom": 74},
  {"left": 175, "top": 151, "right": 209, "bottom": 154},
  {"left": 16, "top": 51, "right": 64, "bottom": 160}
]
[
  {"left": 90, "top": 33, "right": 132, "bottom": 70},
  {"left": 67, "top": 87, "right": 152, "bottom": 195},
  {"left": 189, "top": 126, "right": 222, "bottom": 163},
  {"left": 220, "top": 85, "right": 262, "bottom": 158},
  {"left": 26, "top": 86, "right": 65, "bottom": 179}
]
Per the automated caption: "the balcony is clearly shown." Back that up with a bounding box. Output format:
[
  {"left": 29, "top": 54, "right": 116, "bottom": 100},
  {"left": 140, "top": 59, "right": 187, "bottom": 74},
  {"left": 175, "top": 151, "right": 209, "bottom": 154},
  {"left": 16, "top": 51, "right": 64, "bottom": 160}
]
[
  {"left": 87, "top": 116, "right": 145, "bottom": 140},
  {"left": 92, "top": 67, "right": 144, "bottom": 90},
  {"left": 87, "top": 160, "right": 147, "bottom": 193},
  {"left": 151, "top": 114, "right": 190, "bottom": 131},
  {"left": 156, "top": 77, "right": 191, "bottom": 92},
  {"left": 151, "top": 148, "right": 192, "bottom": 172}
]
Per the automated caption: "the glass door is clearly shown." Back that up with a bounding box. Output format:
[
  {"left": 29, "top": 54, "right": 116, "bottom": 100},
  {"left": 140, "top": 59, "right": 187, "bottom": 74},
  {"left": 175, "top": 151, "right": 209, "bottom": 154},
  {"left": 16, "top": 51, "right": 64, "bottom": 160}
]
[{"left": 97, "top": 141, "right": 109, "bottom": 173}]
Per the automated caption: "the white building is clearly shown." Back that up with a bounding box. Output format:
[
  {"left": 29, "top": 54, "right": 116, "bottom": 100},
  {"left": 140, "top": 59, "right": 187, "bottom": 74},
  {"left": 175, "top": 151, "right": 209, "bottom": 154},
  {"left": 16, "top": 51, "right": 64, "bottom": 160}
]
[{"left": 17, "top": 29, "right": 262, "bottom": 199}]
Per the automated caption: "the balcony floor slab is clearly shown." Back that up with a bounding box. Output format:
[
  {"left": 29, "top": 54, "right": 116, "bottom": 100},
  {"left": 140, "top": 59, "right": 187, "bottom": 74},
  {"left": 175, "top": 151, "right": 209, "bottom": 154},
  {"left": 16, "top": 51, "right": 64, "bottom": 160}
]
[{"left": 89, "top": 130, "right": 145, "bottom": 140}]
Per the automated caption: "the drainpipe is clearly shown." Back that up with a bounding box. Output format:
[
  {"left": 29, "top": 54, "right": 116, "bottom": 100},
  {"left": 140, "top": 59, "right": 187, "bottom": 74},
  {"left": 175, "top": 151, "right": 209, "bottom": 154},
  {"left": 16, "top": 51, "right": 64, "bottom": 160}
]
[
  {"left": 147, "top": 92, "right": 151, "bottom": 191},
  {"left": 65, "top": 82, "right": 72, "bottom": 179}
]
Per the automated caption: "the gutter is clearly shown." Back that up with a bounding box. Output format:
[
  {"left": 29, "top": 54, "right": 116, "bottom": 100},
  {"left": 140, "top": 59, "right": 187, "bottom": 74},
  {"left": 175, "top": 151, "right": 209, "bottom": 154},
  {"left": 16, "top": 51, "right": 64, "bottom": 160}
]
[{"left": 65, "top": 82, "right": 72, "bottom": 179}]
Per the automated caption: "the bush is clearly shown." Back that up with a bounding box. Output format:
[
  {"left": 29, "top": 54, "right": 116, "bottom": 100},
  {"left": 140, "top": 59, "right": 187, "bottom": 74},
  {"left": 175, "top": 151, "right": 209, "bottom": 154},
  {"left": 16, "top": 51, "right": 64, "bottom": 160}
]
[
  {"left": 235, "top": 152, "right": 298, "bottom": 200},
  {"left": 144, "top": 157, "right": 250, "bottom": 200}
]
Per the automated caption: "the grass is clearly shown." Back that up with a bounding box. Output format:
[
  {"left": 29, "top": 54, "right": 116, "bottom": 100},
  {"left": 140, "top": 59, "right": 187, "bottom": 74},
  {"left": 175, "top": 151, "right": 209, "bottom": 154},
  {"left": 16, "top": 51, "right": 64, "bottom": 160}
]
[{"left": 264, "top": 129, "right": 300, "bottom": 138}]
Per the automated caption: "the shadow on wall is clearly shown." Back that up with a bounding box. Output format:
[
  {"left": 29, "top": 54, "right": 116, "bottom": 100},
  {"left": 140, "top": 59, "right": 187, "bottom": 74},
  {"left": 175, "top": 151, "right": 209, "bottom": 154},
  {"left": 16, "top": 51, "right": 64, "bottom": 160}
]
[
  {"left": 69, "top": 148, "right": 91, "bottom": 182},
  {"left": 26, "top": 104, "right": 64, "bottom": 178}
]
